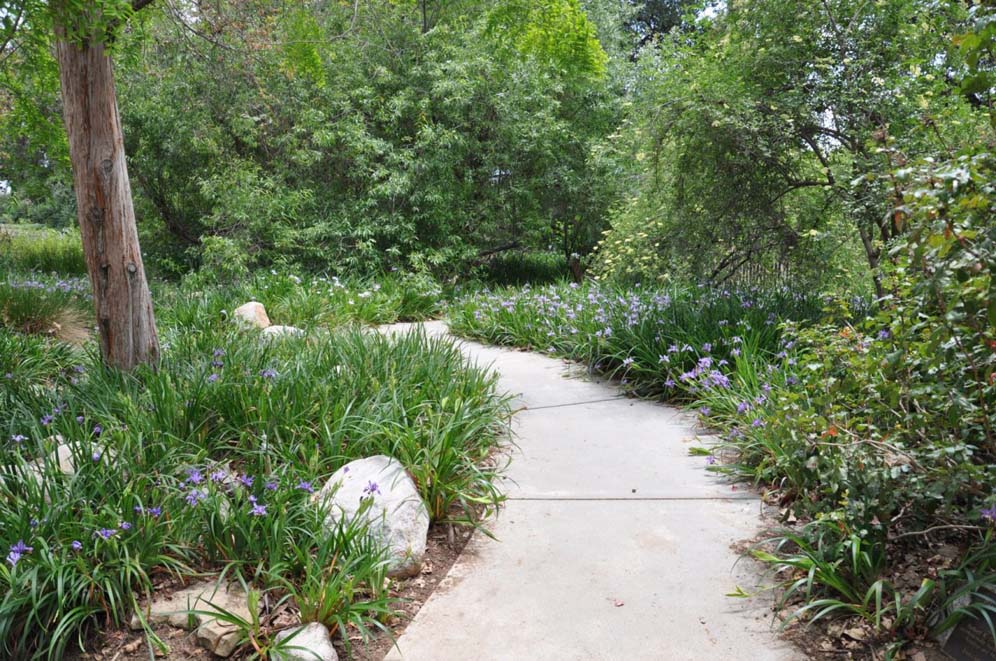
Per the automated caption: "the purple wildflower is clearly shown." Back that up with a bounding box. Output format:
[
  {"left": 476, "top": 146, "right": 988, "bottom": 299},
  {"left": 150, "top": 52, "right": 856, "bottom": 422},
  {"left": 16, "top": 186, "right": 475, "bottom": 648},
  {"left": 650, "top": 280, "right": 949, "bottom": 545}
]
[
  {"left": 264, "top": 480, "right": 278, "bottom": 491},
  {"left": 10, "top": 434, "right": 26, "bottom": 444},
  {"left": 6, "top": 540, "right": 32, "bottom": 567},
  {"left": 296, "top": 481, "right": 315, "bottom": 494},
  {"left": 238, "top": 475, "right": 254, "bottom": 488},
  {"left": 751, "top": 418, "right": 766, "bottom": 428},
  {"left": 119, "top": 521, "right": 132, "bottom": 531},
  {"left": 982, "top": 505, "right": 996, "bottom": 523},
  {"left": 95, "top": 528, "right": 117, "bottom": 540},
  {"left": 699, "top": 406, "right": 711, "bottom": 416},
  {"left": 76, "top": 415, "right": 85, "bottom": 424},
  {"left": 207, "top": 373, "right": 219, "bottom": 383},
  {"left": 260, "top": 368, "right": 278, "bottom": 380},
  {"left": 249, "top": 500, "right": 267, "bottom": 516},
  {"left": 363, "top": 481, "right": 381, "bottom": 497},
  {"left": 40, "top": 414, "right": 53, "bottom": 427},
  {"left": 210, "top": 470, "right": 227, "bottom": 483},
  {"left": 185, "top": 489, "right": 207, "bottom": 506},
  {"left": 92, "top": 424, "right": 103, "bottom": 436},
  {"left": 737, "top": 401, "right": 751, "bottom": 415},
  {"left": 705, "top": 455, "right": 718, "bottom": 465},
  {"left": 213, "top": 348, "right": 225, "bottom": 358},
  {"left": 71, "top": 540, "right": 82, "bottom": 552},
  {"left": 186, "top": 468, "right": 204, "bottom": 485}
]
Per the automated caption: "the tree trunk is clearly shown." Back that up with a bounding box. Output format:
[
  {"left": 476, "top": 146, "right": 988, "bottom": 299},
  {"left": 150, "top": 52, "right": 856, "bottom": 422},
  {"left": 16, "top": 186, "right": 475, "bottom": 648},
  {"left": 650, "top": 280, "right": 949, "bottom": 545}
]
[{"left": 55, "top": 30, "right": 160, "bottom": 370}]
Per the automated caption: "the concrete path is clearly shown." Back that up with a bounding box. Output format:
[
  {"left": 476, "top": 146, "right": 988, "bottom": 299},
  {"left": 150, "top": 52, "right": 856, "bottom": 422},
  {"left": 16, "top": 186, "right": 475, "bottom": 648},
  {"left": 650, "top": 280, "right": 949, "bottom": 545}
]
[{"left": 381, "top": 321, "right": 797, "bottom": 661}]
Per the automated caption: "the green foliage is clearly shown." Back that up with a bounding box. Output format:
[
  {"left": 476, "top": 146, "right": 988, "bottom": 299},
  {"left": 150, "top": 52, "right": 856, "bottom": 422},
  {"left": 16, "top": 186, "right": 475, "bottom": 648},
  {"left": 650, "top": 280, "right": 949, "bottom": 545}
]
[
  {"left": 0, "top": 268, "right": 509, "bottom": 658},
  {"left": 0, "top": 274, "right": 90, "bottom": 337},
  {"left": 596, "top": 0, "right": 982, "bottom": 288},
  {"left": 448, "top": 281, "right": 834, "bottom": 399},
  {"left": 94, "top": 1, "right": 621, "bottom": 277},
  {"left": 156, "top": 271, "right": 442, "bottom": 331},
  {"left": 486, "top": 0, "right": 608, "bottom": 79},
  {"left": 0, "top": 226, "right": 86, "bottom": 274},
  {"left": 753, "top": 519, "right": 935, "bottom": 634}
]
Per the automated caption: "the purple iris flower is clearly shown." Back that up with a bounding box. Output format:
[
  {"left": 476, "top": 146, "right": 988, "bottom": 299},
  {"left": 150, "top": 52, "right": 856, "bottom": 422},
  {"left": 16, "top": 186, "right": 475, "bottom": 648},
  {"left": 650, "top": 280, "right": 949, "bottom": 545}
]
[
  {"left": 6, "top": 540, "right": 32, "bottom": 566},
  {"left": 185, "top": 489, "right": 207, "bottom": 506}
]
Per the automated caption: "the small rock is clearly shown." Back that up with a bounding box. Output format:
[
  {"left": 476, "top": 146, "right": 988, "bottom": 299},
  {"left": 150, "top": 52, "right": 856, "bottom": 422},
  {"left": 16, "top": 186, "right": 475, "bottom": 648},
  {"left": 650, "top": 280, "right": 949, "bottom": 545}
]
[
  {"left": 262, "top": 325, "right": 304, "bottom": 339},
  {"left": 273, "top": 622, "right": 338, "bottom": 661},
  {"left": 233, "top": 302, "right": 271, "bottom": 329},
  {"left": 130, "top": 580, "right": 252, "bottom": 657},
  {"left": 195, "top": 618, "right": 242, "bottom": 658},
  {"left": 314, "top": 455, "right": 429, "bottom": 578},
  {"left": 843, "top": 626, "right": 867, "bottom": 641}
]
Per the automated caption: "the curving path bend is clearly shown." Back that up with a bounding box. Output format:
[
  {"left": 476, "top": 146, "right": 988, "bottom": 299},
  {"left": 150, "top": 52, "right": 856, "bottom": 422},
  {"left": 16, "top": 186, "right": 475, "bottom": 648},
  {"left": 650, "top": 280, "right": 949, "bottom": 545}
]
[{"left": 380, "top": 321, "right": 796, "bottom": 661}]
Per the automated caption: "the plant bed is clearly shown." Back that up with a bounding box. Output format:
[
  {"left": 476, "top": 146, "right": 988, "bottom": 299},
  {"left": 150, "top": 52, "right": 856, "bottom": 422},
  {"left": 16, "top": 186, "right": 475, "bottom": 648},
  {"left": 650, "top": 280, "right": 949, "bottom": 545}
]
[{"left": 0, "top": 304, "right": 511, "bottom": 659}]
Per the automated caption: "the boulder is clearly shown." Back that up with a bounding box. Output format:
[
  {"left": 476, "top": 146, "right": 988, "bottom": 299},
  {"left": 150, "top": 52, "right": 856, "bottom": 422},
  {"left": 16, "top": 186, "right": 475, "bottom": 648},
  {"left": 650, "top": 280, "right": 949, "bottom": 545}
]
[
  {"left": 129, "top": 580, "right": 251, "bottom": 657},
  {"left": 233, "top": 302, "right": 271, "bottom": 329},
  {"left": 8, "top": 437, "right": 109, "bottom": 497},
  {"left": 273, "top": 623, "right": 338, "bottom": 661},
  {"left": 44, "top": 438, "right": 76, "bottom": 475},
  {"left": 262, "top": 325, "right": 304, "bottom": 339},
  {"left": 314, "top": 455, "right": 429, "bottom": 578}
]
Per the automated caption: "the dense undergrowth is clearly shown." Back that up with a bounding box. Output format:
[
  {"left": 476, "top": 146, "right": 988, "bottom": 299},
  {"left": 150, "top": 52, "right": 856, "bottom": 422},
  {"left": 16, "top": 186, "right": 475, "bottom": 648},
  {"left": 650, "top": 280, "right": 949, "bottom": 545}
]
[{"left": 0, "top": 253, "right": 509, "bottom": 659}]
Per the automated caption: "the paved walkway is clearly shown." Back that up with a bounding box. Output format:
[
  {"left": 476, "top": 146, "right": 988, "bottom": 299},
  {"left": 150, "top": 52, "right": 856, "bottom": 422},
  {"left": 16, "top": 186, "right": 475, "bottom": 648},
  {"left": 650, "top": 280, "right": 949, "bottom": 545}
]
[{"left": 381, "top": 321, "right": 796, "bottom": 661}]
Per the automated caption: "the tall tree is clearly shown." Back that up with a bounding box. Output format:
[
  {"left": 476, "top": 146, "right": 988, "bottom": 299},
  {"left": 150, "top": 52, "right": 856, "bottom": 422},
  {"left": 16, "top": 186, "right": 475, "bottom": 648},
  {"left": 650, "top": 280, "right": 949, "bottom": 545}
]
[{"left": 14, "top": 0, "right": 159, "bottom": 369}]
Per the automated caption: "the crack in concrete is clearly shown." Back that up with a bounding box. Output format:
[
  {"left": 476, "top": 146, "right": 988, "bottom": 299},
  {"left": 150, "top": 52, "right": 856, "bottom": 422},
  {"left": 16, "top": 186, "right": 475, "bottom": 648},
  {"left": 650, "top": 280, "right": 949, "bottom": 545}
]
[{"left": 518, "top": 396, "right": 627, "bottom": 411}]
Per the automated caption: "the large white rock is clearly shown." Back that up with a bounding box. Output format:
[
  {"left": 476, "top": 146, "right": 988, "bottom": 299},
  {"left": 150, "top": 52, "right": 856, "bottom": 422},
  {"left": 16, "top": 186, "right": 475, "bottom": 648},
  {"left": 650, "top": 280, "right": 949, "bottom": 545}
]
[
  {"left": 262, "top": 325, "right": 304, "bottom": 339},
  {"left": 315, "top": 455, "right": 429, "bottom": 578},
  {"left": 273, "top": 622, "right": 338, "bottom": 661},
  {"left": 233, "top": 302, "right": 271, "bottom": 329}
]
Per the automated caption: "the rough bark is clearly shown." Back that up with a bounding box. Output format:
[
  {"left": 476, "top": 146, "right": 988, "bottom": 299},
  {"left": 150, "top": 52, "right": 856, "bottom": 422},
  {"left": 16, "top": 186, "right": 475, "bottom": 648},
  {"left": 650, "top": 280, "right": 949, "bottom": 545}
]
[{"left": 55, "top": 29, "right": 160, "bottom": 370}]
